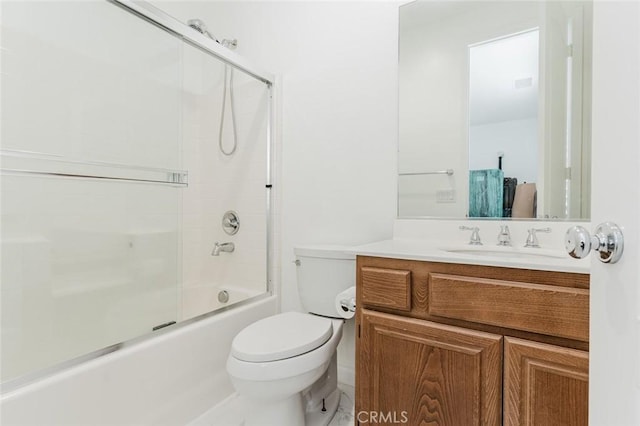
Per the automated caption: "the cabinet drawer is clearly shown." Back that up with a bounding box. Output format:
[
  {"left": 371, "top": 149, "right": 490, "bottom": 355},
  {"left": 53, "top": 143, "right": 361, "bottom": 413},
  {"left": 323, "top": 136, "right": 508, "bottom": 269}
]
[
  {"left": 361, "top": 267, "right": 411, "bottom": 311},
  {"left": 428, "top": 273, "right": 589, "bottom": 342}
]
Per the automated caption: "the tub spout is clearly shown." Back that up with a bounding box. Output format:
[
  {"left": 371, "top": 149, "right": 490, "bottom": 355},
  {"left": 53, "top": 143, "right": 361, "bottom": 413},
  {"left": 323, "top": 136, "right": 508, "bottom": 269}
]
[{"left": 212, "top": 242, "right": 235, "bottom": 256}]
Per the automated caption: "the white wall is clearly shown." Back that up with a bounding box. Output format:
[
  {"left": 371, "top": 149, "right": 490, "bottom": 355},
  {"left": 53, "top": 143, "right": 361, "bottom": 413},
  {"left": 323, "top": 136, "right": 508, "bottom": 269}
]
[
  {"left": 156, "top": 1, "right": 400, "bottom": 385},
  {"left": 469, "top": 117, "right": 538, "bottom": 183}
]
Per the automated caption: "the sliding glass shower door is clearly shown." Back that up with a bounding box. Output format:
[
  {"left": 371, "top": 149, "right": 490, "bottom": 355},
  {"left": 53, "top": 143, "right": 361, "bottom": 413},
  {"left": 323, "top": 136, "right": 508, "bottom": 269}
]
[
  {"left": 1, "top": 0, "right": 273, "bottom": 386},
  {"left": 1, "top": 1, "right": 184, "bottom": 382}
]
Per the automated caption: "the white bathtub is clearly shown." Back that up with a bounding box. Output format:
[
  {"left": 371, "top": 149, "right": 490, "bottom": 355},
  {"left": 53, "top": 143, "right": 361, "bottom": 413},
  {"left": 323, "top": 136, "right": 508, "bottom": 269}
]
[
  {"left": 0, "top": 296, "right": 277, "bottom": 425},
  {"left": 182, "top": 285, "right": 263, "bottom": 321}
]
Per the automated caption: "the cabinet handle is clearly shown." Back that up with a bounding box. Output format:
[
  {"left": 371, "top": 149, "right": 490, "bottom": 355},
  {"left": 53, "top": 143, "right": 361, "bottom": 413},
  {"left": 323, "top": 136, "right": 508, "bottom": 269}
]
[{"left": 565, "top": 222, "right": 624, "bottom": 264}]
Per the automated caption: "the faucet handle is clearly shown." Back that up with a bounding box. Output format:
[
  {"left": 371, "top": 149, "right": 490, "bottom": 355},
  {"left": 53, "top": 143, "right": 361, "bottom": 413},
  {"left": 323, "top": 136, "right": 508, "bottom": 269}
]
[
  {"left": 525, "top": 227, "right": 552, "bottom": 248},
  {"left": 460, "top": 226, "right": 482, "bottom": 245},
  {"left": 497, "top": 225, "right": 511, "bottom": 246}
]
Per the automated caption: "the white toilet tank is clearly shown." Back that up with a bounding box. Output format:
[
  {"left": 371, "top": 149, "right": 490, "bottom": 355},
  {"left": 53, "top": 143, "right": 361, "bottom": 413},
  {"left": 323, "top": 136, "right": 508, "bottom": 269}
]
[{"left": 294, "top": 245, "right": 356, "bottom": 318}]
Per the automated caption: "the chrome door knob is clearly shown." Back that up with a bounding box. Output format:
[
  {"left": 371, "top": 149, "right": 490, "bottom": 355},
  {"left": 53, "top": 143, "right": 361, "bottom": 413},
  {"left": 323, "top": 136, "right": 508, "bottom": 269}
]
[{"left": 565, "top": 222, "right": 624, "bottom": 264}]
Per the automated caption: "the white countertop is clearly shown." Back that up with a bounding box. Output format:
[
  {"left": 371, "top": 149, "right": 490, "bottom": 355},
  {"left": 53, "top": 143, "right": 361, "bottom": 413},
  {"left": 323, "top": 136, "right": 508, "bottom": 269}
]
[{"left": 347, "top": 239, "right": 590, "bottom": 274}]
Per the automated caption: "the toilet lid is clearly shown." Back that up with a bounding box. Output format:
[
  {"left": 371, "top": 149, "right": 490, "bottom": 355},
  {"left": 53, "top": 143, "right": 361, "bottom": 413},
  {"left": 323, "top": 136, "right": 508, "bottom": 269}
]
[{"left": 231, "top": 312, "right": 333, "bottom": 362}]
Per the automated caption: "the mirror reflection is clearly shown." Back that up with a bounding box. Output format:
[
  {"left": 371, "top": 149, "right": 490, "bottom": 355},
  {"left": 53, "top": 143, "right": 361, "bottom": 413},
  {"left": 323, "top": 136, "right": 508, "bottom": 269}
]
[{"left": 398, "top": 1, "right": 592, "bottom": 220}]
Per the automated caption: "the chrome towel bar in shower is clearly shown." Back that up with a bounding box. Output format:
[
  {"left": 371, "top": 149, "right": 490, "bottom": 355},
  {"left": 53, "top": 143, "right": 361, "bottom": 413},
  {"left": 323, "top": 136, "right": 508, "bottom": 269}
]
[{"left": 0, "top": 149, "right": 188, "bottom": 186}]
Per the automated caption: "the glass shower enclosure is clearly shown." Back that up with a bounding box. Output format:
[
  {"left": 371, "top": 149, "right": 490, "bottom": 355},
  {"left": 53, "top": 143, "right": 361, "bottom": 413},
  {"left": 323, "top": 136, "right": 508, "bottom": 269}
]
[{"left": 0, "top": 0, "right": 274, "bottom": 386}]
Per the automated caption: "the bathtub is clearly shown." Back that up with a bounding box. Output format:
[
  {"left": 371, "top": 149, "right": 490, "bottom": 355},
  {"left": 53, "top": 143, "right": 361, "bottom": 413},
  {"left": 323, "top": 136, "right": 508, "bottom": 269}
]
[
  {"left": 182, "top": 284, "right": 263, "bottom": 321},
  {"left": 0, "top": 295, "right": 277, "bottom": 425}
]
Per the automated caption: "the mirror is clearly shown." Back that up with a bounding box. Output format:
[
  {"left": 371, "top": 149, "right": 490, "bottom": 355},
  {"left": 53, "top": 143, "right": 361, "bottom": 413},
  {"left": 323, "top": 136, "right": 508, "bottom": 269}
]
[{"left": 398, "top": 1, "right": 592, "bottom": 220}]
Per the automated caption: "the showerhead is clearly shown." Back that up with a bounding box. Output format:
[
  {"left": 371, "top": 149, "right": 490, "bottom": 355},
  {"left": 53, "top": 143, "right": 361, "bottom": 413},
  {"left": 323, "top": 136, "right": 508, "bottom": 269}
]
[
  {"left": 187, "top": 18, "right": 218, "bottom": 43},
  {"left": 187, "top": 19, "right": 206, "bottom": 33},
  {"left": 187, "top": 18, "right": 237, "bottom": 50}
]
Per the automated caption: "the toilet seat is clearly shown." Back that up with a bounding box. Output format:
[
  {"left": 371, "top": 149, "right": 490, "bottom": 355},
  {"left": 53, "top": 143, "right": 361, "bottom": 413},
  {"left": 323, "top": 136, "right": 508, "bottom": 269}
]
[{"left": 231, "top": 312, "right": 333, "bottom": 362}]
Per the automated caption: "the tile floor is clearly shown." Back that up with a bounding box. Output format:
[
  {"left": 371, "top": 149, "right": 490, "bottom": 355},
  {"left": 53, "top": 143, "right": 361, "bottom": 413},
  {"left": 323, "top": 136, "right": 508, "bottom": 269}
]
[
  {"left": 188, "top": 384, "right": 355, "bottom": 426},
  {"left": 327, "top": 384, "right": 355, "bottom": 426}
]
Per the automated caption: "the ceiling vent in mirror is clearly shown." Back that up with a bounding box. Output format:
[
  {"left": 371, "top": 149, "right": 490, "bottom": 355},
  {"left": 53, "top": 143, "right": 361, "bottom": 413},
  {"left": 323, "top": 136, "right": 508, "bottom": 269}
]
[{"left": 514, "top": 77, "right": 533, "bottom": 89}]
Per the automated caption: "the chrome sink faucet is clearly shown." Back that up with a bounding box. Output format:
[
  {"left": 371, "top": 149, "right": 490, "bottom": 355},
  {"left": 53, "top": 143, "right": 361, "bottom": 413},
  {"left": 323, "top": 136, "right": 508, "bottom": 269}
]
[
  {"left": 460, "top": 226, "right": 482, "bottom": 245},
  {"left": 212, "top": 241, "right": 235, "bottom": 256},
  {"left": 497, "top": 225, "right": 511, "bottom": 246},
  {"left": 524, "top": 228, "right": 551, "bottom": 248}
]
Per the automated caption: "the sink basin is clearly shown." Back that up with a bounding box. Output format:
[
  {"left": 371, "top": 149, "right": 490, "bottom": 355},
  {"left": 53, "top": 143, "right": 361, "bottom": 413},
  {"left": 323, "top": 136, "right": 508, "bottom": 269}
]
[{"left": 442, "top": 247, "right": 566, "bottom": 260}]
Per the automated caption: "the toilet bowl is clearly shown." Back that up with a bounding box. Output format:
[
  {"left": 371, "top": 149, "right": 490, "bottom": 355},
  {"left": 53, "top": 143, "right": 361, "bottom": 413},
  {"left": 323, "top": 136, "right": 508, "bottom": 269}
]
[
  {"left": 226, "top": 245, "right": 355, "bottom": 426},
  {"left": 227, "top": 312, "right": 343, "bottom": 425}
]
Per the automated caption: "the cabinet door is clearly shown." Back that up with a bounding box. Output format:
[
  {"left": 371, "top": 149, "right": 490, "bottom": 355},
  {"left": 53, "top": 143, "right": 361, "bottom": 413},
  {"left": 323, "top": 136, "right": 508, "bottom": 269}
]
[
  {"left": 504, "top": 337, "right": 588, "bottom": 426},
  {"left": 357, "top": 310, "right": 502, "bottom": 425}
]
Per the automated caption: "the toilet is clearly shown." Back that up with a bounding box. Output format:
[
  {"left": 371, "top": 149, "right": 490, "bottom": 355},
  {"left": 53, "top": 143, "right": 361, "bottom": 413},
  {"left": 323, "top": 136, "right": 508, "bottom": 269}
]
[{"left": 226, "top": 245, "right": 355, "bottom": 426}]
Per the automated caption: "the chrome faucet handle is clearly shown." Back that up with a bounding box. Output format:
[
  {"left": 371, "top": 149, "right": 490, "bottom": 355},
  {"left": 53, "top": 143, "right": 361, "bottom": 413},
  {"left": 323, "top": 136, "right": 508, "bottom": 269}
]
[
  {"left": 524, "top": 227, "right": 552, "bottom": 248},
  {"left": 497, "top": 225, "right": 511, "bottom": 246},
  {"left": 459, "top": 226, "right": 482, "bottom": 245}
]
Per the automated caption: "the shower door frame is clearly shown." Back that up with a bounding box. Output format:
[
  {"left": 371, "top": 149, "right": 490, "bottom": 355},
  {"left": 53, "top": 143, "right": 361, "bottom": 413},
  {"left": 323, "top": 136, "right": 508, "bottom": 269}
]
[{"left": 2, "top": 0, "right": 276, "bottom": 392}]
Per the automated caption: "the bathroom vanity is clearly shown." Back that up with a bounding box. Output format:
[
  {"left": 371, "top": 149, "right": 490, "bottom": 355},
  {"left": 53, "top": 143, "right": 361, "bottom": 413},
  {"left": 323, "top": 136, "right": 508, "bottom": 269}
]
[{"left": 354, "top": 252, "right": 589, "bottom": 425}]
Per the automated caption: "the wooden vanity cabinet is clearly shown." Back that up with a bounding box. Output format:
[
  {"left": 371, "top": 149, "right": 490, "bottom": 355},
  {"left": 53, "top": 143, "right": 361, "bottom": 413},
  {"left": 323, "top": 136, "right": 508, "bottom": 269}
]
[
  {"left": 359, "top": 310, "right": 503, "bottom": 425},
  {"left": 355, "top": 256, "right": 590, "bottom": 426},
  {"left": 504, "top": 337, "right": 589, "bottom": 426}
]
